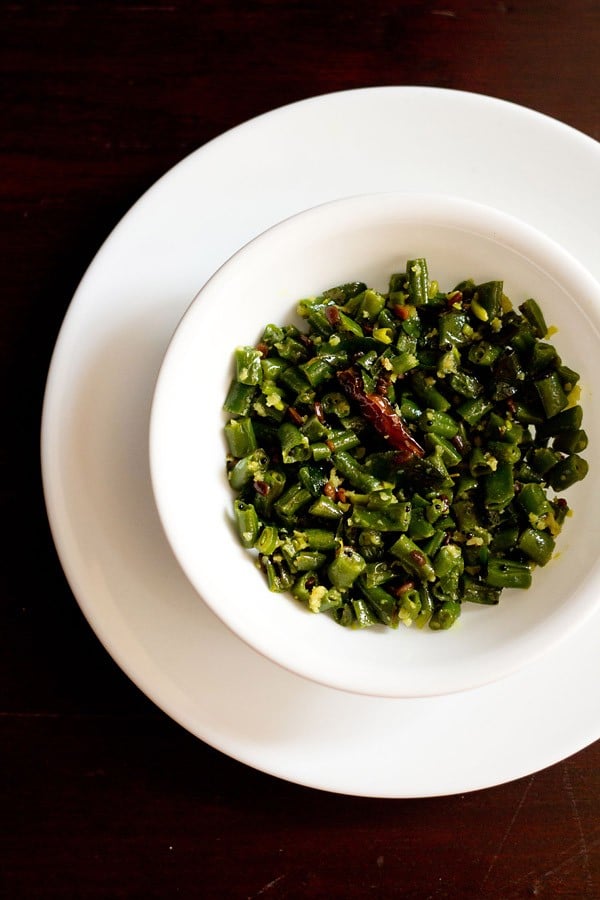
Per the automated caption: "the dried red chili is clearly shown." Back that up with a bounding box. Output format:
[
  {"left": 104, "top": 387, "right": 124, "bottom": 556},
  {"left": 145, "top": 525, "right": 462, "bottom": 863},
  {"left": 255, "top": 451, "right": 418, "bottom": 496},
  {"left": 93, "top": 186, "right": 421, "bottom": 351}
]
[{"left": 337, "top": 367, "right": 425, "bottom": 462}]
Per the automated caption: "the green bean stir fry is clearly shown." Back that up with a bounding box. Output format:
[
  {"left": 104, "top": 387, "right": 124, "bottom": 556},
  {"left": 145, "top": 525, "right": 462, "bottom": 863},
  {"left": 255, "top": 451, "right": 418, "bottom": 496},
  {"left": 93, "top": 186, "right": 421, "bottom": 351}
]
[{"left": 224, "top": 259, "right": 588, "bottom": 631}]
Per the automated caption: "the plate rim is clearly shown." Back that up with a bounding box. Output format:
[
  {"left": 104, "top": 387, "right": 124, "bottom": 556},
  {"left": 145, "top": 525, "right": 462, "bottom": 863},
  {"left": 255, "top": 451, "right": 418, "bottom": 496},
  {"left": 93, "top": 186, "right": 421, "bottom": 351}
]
[{"left": 41, "top": 85, "right": 600, "bottom": 798}]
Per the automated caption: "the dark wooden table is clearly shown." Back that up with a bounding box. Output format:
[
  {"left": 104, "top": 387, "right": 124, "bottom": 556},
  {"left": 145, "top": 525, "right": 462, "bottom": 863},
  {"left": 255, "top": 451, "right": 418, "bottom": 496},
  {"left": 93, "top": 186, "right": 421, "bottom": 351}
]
[{"left": 3, "top": 2, "right": 600, "bottom": 897}]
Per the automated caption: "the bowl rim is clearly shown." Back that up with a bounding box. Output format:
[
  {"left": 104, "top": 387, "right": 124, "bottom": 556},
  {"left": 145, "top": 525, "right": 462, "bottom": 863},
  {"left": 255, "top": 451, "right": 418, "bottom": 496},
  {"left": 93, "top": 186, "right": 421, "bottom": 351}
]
[{"left": 150, "top": 190, "right": 600, "bottom": 699}]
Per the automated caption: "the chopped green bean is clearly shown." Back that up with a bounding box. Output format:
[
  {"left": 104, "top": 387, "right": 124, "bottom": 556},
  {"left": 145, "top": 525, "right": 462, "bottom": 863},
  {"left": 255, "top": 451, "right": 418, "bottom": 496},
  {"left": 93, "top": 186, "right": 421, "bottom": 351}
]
[
  {"left": 300, "top": 356, "right": 334, "bottom": 387},
  {"left": 262, "top": 555, "right": 294, "bottom": 592},
  {"left": 535, "top": 371, "right": 568, "bottom": 419},
  {"left": 519, "top": 297, "right": 548, "bottom": 337},
  {"left": 255, "top": 525, "right": 279, "bottom": 556},
  {"left": 253, "top": 469, "right": 286, "bottom": 517},
  {"left": 302, "top": 528, "right": 339, "bottom": 551},
  {"left": 429, "top": 600, "right": 461, "bottom": 630},
  {"left": 484, "top": 461, "right": 515, "bottom": 511},
  {"left": 223, "top": 379, "right": 256, "bottom": 416},
  {"left": 518, "top": 528, "right": 555, "bottom": 566},
  {"left": 457, "top": 396, "right": 493, "bottom": 425},
  {"left": 406, "top": 259, "right": 429, "bottom": 306},
  {"left": 358, "top": 582, "right": 398, "bottom": 627},
  {"left": 224, "top": 257, "right": 588, "bottom": 633},
  {"left": 547, "top": 454, "right": 589, "bottom": 490},
  {"left": 225, "top": 416, "right": 257, "bottom": 458},
  {"left": 291, "top": 550, "right": 328, "bottom": 572},
  {"left": 332, "top": 450, "right": 383, "bottom": 493},
  {"left": 326, "top": 428, "right": 361, "bottom": 452},
  {"left": 328, "top": 547, "right": 366, "bottom": 590},
  {"left": 278, "top": 423, "right": 311, "bottom": 464},
  {"left": 274, "top": 483, "right": 312, "bottom": 522},
  {"left": 419, "top": 409, "right": 459, "bottom": 439},
  {"left": 462, "top": 576, "right": 500, "bottom": 605},
  {"left": 233, "top": 500, "right": 260, "bottom": 549},
  {"left": 350, "top": 504, "right": 411, "bottom": 532},
  {"left": 228, "top": 449, "right": 269, "bottom": 490},
  {"left": 294, "top": 467, "right": 323, "bottom": 499},
  {"left": 486, "top": 557, "right": 532, "bottom": 590},
  {"left": 552, "top": 429, "right": 588, "bottom": 454},
  {"left": 536, "top": 405, "right": 582, "bottom": 439},
  {"left": 308, "top": 496, "right": 344, "bottom": 519},
  {"left": 235, "top": 346, "right": 263, "bottom": 385},
  {"left": 390, "top": 534, "right": 436, "bottom": 583}
]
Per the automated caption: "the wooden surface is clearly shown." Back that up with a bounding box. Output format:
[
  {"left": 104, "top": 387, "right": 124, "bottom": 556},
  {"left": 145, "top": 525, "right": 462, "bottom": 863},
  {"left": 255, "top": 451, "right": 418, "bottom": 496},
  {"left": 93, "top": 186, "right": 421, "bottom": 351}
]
[{"left": 2, "top": 1, "right": 600, "bottom": 897}]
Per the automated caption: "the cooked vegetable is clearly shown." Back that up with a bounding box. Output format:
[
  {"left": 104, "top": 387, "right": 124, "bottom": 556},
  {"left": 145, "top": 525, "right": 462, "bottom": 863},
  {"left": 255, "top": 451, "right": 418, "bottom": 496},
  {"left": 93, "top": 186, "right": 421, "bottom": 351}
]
[{"left": 223, "top": 260, "right": 588, "bottom": 631}]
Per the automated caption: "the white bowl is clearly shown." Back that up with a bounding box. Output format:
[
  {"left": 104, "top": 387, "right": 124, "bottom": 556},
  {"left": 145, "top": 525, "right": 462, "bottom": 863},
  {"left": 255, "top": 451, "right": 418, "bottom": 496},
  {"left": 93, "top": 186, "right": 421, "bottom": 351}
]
[{"left": 149, "top": 192, "right": 600, "bottom": 698}]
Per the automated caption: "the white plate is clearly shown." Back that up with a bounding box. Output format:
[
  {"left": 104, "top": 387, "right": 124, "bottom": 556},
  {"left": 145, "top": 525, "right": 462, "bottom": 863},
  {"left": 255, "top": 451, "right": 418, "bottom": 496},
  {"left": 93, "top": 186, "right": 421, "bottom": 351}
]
[{"left": 41, "top": 87, "right": 600, "bottom": 798}]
